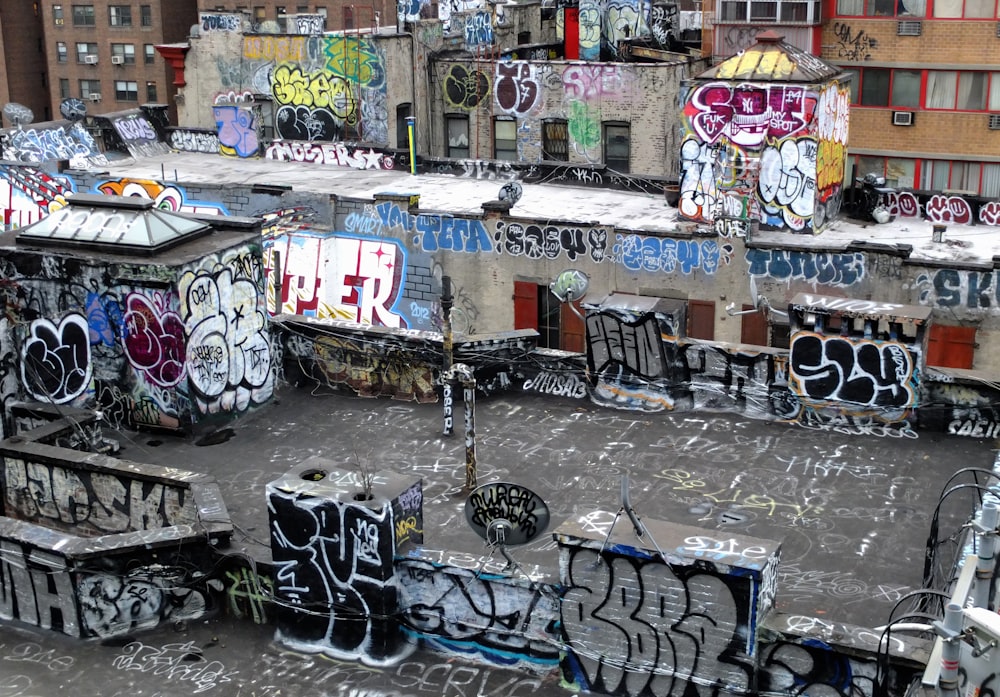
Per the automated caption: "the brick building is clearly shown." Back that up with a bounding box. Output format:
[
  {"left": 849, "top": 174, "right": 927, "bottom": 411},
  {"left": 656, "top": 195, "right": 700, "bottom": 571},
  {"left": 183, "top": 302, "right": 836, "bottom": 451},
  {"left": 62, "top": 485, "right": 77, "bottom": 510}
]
[
  {"left": 0, "top": 1, "right": 51, "bottom": 126},
  {"left": 197, "top": 0, "right": 394, "bottom": 33},
  {"left": 35, "top": 0, "right": 198, "bottom": 124}
]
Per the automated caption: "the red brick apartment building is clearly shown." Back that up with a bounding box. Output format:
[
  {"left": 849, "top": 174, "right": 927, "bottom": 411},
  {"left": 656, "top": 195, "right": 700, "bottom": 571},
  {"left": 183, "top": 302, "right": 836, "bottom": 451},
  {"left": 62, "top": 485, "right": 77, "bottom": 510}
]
[{"left": 0, "top": 0, "right": 197, "bottom": 127}]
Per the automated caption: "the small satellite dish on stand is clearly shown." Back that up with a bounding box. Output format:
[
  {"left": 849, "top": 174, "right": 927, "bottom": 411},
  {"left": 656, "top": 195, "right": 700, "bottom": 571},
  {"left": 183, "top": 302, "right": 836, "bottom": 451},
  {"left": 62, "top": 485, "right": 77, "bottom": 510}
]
[
  {"left": 464, "top": 482, "right": 550, "bottom": 579},
  {"left": 2, "top": 103, "right": 34, "bottom": 128}
]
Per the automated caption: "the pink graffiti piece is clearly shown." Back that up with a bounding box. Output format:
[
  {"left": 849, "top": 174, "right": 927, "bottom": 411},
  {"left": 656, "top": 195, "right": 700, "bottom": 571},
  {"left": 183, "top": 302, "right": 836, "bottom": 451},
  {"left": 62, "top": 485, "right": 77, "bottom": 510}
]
[
  {"left": 495, "top": 63, "right": 539, "bottom": 116},
  {"left": 979, "top": 200, "right": 1000, "bottom": 227},
  {"left": 885, "top": 191, "right": 920, "bottom": 218},
  {"left": 214, "top": 105, "right": 260, "bottom": 158},
  {"left": 925, "top": 194, "right": 972, "bottom": 225},
  {"left": 122, "top": 293, "right": 186, "bottom": 387},
  {"left": 687, "top": 83, "right": 811, "bottom": 146}
]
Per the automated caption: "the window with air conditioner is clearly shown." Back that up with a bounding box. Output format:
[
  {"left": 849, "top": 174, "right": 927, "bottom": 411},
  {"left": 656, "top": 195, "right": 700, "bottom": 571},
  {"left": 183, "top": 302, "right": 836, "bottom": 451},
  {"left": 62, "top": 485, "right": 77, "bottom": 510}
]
[{"left": 84, "top": 54, "right": 99, "bottom": 64}]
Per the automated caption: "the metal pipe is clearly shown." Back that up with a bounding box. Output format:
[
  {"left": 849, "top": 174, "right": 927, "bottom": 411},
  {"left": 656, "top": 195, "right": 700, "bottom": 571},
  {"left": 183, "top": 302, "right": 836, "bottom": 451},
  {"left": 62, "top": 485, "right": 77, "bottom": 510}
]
[
  {"left": 975, "top": 501, "right": 998, "bottom": 609},
  {"left": 464, "top": 375, "right": 476, "bottom": 489},
  {"left": 441, "top": 276, "right": 454, "bottom": 436},
  {"left": 939, "top": 602, "right": 963, "bottom": 690}
]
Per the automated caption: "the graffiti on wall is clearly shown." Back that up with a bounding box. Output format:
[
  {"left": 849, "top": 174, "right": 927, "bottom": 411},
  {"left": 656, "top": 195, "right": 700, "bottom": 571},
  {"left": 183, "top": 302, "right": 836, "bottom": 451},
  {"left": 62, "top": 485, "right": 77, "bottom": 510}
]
[
  {"left": 109, "top": 113, "right": 169, "bottom": 160},
  {"left": 612, "top": 233, "right": 734, "bottom": 275},
  {"left": 266, "top": 141, "right": 396, "bottom": 169},
  {"left": 495, "top": 62, "right": 540, "bottom": 117},
  {"left": 398, "top": 560, "right": 561, "bottom": 665},
  {"left": 603, "top": 0, "right": 649, "bottom": 57},
  {"left": 444, "top": 65, "right": 491, "bottom": 111},
  {"left": 3, "top": 456, "right": 198, "bottom": 535},
  {"left": 0, "top": 540, "right": 79, "bottom": 635},
  {"left": 168, "top": 129, "right": 221, "bottom": 154},
  {"left": 494, "top": 220, "right": 607, "bottom": 262},
  {"left": 0, "top": 164, "right": 74, "bottom": 230},
  {"left": 561, "top": 545, "right": 755, "bottom": 696},
  {"left": 213, "top": 104, "right": 260, "bottom": 158},
  {"left": 832, "top": 22, "right": 878, "bottom": 61},
  {"left": 269, "top": 488, "right": 410, "bottom": 663},
  {"left": 374, "top": 200, "right": 493, "bottom": 253},
  {"left": 77, "top": 565, "right": 209, "bottom": 638},
  {"left": 270, "top": 36, "right": 388, "bottom": 144},
  {"left": 264, "top": 232, "right": 407, "bottom": 326},
  {"left": 20, "top": 314, "right": 93, "bottom": 405},
  {"left": 303, "top": 332, "right": 437, "bottom": 402},
  {"left": 914, "top": 269, "right": 1000, "bottom": 312},
  {"left": 178, "top": 249, "right": 272, "bottom": 415},
  {"left": 746, "top": 249, "right": 865, "bottom": 287},
  {"left": 96, "top": 178, "right": 229, "bottom": 215},
  {"left": 464, "top": 10, "right": 494, "bottom": 46},
  {"left": 684, "top": 82, "right": 814, "bottom": 148},
  {"left": 789, "top": 332, "right": 918, "bottom": 413},
  {"left": 121, "top": 291, "right": 186, "bottom": 388},
  {"left": 2, "top": 122, "right": 108, "bottom": 167}
]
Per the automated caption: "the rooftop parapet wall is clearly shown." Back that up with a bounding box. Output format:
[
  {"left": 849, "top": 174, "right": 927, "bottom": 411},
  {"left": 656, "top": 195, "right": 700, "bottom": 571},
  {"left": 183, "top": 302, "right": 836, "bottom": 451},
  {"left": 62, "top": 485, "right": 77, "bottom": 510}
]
[{"left": 0, "top": 417, "right": 233, "bottom": 638}]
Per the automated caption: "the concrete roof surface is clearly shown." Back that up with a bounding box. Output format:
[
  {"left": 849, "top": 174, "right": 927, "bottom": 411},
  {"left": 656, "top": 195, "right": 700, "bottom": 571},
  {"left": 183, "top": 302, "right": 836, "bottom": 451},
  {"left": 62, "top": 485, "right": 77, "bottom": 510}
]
[
  {"left": 116, "top": 385, "right": 992, "bottom": 629},
  {"left": 89, "top": 152, "right": 996, "bottom": 261}
]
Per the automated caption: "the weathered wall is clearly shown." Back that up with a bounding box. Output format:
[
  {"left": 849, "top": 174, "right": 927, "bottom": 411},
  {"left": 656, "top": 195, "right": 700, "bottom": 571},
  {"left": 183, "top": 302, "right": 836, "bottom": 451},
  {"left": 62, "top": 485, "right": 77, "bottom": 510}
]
[
  {"left": 0, "top": 226, "right": 272, "bottom": 437},
  {"left": 431, "top": 58, "right": 691, "bottom": 175}
]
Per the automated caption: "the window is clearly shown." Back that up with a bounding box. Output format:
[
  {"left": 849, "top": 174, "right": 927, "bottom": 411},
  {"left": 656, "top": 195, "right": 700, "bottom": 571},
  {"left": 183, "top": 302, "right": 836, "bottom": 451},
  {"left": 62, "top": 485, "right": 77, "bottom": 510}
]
[
  {"left": 144, "top": 44, "right": 155, "bottom": 64},
  {"left": 933, "top": 0, "right": 997, "bottom": 17},
  {"left": 109, "top": 5, "right": 132, "bottom": 26},
  {"left": 53, "top": 4, "right": 65, "bottom": 24},
  {"left": 927, "top": 71, "right": 987, "bottom": 110},
  {"left": 604, "top": 122, "right": 630, "bottom": 172},
  {"left": 920, "top": 160, "right": 981, "bottom": 193},
  {"left": 76, "top": 42, "right": 98, "bottom": 62},
  {"left": 79, "top": 79, "right": 101, "bottom": 99},
  {"left": 542, "top": 120, "right": 569, "bottom": 161},
  {"left": 72, "top": 4, "right": 95, "bottom": 26},
  {"left": 60, "top": 78, "right": 71, "bottom": 99},
  {"left": 396, "top": 103, "right": 412, "bottom": 149},
  {"left": 836, "top": 0, "right": 925, "bottom": 15},
  {"left": 494, "top": 117, "right": 517, "bottom": 161},
  {"left": 891, "top": 70, "right": 921, "bottom": 108},
  {"left": 721, "top": 0, "right": 819, "bottom": 21},
  {"left": 254, "top": 6, "right": 266, "bottom": 23},
  {"left": 115, "top": 80, "right": 139, "bottom": 101},
  {"left": 858, "top": 68, "right": 890, "bottom": 106},
  {"left": 446, "top": 115, "right": 469, "bottom": 158},
  {"left": 56, "top": 42, "right": 68, "bottom": 62},
  {"left": 852, "top": 155, "right": 916, "bottom": 188},
  {"left": 140, "top": 5, "right": 152, "bottom": 26},
  {"left": 342, "top": 5, "right": 353, "bottom": 28},
  {"left": 146, "top": 81, "right": 158, "bottom": 101},
  {"left": 111, "top": 43, "right": 136, "bottom": 64}
]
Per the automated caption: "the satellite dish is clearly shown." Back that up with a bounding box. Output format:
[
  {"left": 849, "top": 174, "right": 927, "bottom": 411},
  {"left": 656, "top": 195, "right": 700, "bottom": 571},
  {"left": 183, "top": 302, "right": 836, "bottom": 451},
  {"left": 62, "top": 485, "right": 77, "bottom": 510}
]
[
  {"left": 498, "top": 181, "right": 523, "bottom": 205},
  {"left": 465, "top": 482, "right": 550, "bottom": 547},
  {"left": 3, "top": 103, "right": 34, "bottom": 128},
  {"left": 59, "top": 98, "right": 88, "bottom": 122},
  {"left": 549, "top": 269, "right": 589, "bottom": 303},
  {"left": 725, "top": 275, "right": 788, "bottom": 318}
]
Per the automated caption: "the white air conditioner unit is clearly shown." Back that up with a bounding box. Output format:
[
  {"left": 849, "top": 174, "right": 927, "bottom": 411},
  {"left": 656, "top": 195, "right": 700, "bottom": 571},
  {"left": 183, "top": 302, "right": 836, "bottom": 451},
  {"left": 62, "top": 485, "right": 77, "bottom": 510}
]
[
  {"left": 84, "top": 54, "right": 99, "bottom": 64},
  {"left": 892, "top": 111, "right": 914, "bottom": 126},
  {"left": 87, "top": 93, "right": 102, "bottom": 102},
  {"left": 54, "top": 17, "right": 64, "bottom": 25},
  {"left": 110, "top": 55, "right": 124, "bottom": 64}
]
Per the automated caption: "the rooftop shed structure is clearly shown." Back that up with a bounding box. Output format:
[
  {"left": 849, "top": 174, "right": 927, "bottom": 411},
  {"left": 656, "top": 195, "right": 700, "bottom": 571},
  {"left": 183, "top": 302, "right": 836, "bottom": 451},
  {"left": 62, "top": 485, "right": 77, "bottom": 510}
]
[{"left": 678, "top": 31, "right": 852, "bottom": 235}]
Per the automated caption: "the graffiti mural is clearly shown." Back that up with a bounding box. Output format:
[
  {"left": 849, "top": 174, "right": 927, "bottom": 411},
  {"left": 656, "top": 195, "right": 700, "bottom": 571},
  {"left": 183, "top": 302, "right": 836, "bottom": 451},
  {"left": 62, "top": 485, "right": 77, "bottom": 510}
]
[
  {"left": 265, "top": 141, "right": 395, "bottom": 169},
  {"left": 2, "top": 122, "right": 108, "bottom": 167},
  {"left": 121, "top": 291, "right": 186, "bottom": 388},
  {"left": 0, "top": 164, "right": 74, "bottom": 230},
  {"left": 444, "top": 65, "right": 491, "bottom": 110},
  {"left": 168, "top": 129, "right": 221, "bottom": 154},
  {"left": 177, "top": 249, "right": 273, "bottom": 415},
  {"left": 95, "top": 178, "right": 230, "bottom": 215},
  {"left": 268, "top": 488, "right": 410, "bottom": 664},
  {"left": 270, "top": 36, "right": 388, "bottom": 144},
  {"left": 375, "top": 200, "right": 493, "bottom": 253},
  {"left": 398, "top": 560, "right": 561, "bottom": 666},
  {"left": 495, "top": 63, "right": 540, "bottom": 117},
  {"left": 494, "top": 220, "right": 607, "bottom": 262},
  {"left": 109, "top": 113, "right": 169, "bottom": 159},
  {"left": 612, "top": 233, "right": 734, "bottom": 275},
  {"left": 20, "top": 314, "right": 93, "bottom": 405},
  {"left": 213, "top": 104, "right": 261, "bottom": 158},
  {"left": 914, "top": 269, "right": 1000, "bottom": 312},
  {"left": 789, "top": 332, "right": 918, "bottom": 411},
  {"left": 746, "top": 249, "right": 865, "bottom": 287},
  {"left": 308, "top": 333, "right": 437, "bottom": 401},
  {"left": 0, "top": 540, "right": 79, "bottom": 635},
  {"left": 264, "top": 232, "right": 407, "bottom": 326},
  {"left": 561, "top": 545, "right": 757, "bottom": 696}
]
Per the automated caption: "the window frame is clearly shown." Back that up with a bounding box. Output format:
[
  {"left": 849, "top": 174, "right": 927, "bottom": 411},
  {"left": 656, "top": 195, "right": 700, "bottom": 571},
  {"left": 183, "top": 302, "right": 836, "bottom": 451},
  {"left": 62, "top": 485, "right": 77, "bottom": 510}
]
[
  {"left": 446, "top": 114, "right": 469, "bottom": 159},
  {"left": 115, "top": 80, "right": 139, "bottom": 102},
  {"left": 140, "top": 5, "right": 153, "bottom": 26},
  {"left": 109, "top": 5, "right": 133, "bottom": 27},
  {"left": 146, "top": 81, "right": 158, "bottom": 102},
  {"left": 144, "top": 44, "right": 156, "bottom": 64},
  {"left": 53, "top": 4, "right": 65, "bottom": 24},
  {"left": 79, "top": 79, "right": 101, "bottom": 99},
  {"left": 75, "top": 41, "right": 98, "bottom": 63},
  {"left": 111, "top": 43, "right": 136, "bottom": 64},
  {"left": 72, "top": 4, "right": 96, "bottom": 26},
  {"left": 542, "top": 119, "right": 569, "bottom": 161},
  {"left": 603, "top": 121, "right": 631, "bottom": 173},
  {"left": 493, "top": 117, "right": 517, "bottom": 161},
  {"left": 56, "top": 42, "right": 68, "bottom": 63}
]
